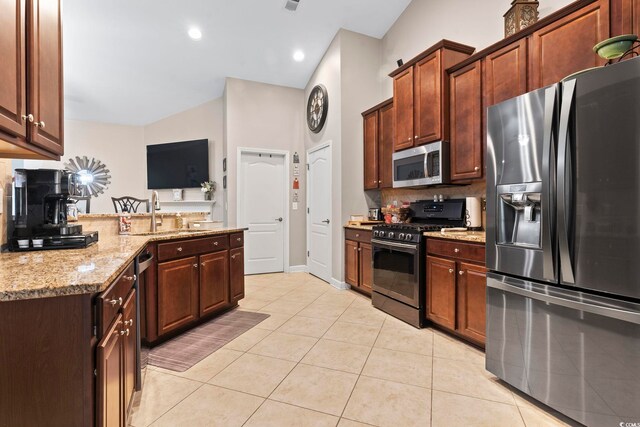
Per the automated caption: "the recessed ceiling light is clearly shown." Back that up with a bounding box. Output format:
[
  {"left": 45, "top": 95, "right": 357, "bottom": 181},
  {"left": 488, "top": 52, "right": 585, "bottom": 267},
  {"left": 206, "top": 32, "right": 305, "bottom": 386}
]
[
  {"left": 188, "top": 27, "right": 202, "bottom": 40},
  {"left": 293, "top": 50, "right": 305, "bottom": 62}
]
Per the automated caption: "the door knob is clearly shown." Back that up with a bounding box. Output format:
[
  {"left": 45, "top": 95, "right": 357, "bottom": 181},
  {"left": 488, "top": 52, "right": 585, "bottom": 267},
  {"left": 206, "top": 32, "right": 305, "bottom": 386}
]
[
  {"left": 322, "top": 219, "right": 330, "bottom": 224},
  {"left": 276, "top": 217, "right": 283, "bottom": 222}
]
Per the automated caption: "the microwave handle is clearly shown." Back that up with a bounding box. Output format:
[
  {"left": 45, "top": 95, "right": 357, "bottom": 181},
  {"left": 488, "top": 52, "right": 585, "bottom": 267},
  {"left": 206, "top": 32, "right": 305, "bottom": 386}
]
[{"left": 424, "top": 152, "right": 430, "bottom": 179}]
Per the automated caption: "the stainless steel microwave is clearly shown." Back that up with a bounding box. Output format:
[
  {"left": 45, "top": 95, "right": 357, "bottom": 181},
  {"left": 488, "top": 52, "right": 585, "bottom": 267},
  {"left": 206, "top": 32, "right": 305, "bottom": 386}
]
[{"left": 392, "top": 141, "right": 450, "bottom": 188}]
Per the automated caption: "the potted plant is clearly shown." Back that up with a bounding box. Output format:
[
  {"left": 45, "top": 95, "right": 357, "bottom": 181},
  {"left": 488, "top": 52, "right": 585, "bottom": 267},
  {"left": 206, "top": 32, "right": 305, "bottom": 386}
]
[{"left": 201, "top": 180, "right": 216, "bottom": 200}]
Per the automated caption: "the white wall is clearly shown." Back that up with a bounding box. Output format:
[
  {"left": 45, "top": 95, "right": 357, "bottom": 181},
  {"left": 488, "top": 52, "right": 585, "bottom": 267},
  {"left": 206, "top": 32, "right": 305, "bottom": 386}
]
[
  {"left": 224, "top": 78, "right": 306, "bottom": 267},
  {"left": 24, "top": 120, "right": 146, "bottom": 213},
  {"left": 380, "top": 0, "right": 577, "bottom": 97},
  {"left": 144, "top": 99, "right": 224, "bottom": 220}
]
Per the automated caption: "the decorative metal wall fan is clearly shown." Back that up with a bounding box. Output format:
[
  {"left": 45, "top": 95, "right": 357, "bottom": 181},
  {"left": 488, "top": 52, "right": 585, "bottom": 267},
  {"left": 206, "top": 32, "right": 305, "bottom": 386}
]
[{"left": 64, "top": 156, "right": 112, "bottom": 197}]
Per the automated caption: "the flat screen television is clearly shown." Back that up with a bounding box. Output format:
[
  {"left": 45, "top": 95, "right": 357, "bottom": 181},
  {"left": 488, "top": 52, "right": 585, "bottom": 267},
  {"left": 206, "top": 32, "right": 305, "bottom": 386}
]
[{"left": 147, "top": 139, "right": 209, "bottom": 189}]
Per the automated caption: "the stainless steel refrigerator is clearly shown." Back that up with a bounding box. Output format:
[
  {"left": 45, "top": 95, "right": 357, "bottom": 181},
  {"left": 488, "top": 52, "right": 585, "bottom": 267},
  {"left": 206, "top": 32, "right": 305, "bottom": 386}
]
[{"left": 486, "top": 56, "right": 640, "bottom": 426}]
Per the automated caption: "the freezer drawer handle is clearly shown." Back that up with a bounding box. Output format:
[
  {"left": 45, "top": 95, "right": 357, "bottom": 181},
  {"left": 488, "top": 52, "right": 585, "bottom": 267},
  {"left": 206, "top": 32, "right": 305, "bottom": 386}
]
[{"left": 488, "top": 279, "right": 640, "bottom": 325}]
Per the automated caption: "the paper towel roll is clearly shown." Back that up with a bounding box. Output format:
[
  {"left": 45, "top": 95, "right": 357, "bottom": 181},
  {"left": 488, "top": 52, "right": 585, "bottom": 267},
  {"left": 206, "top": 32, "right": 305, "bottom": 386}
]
[{"left": 465, "top": 197, "right": 482, "bottom": 229}]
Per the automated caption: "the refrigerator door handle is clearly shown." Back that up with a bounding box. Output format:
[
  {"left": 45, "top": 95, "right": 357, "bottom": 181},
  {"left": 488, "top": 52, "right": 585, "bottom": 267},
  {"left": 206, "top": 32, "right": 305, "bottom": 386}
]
[
  {"left": 541, "top": 86, "right": 557, "bottom": 281},
  {"left": 557, "top": 79, "right": 576, "bottom": 284},
  {"left": 487, "top": 275, "right": 640, "bottom": 325}
]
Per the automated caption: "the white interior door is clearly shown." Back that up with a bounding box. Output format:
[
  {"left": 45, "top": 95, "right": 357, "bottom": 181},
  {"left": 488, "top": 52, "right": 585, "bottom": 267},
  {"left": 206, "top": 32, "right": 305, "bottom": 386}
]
[
  {"left": 239, "top": 152, "right": 286, "bottom": 274},
  {"left": 307, "top": 144, "right": 331, "bottom": 283}
]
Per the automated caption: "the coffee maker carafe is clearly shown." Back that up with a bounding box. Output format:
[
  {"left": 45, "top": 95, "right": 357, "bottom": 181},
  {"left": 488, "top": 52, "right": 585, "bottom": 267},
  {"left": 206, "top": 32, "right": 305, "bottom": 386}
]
[{"left": 11, "top": 169, "right": 98, "bottom": 251}]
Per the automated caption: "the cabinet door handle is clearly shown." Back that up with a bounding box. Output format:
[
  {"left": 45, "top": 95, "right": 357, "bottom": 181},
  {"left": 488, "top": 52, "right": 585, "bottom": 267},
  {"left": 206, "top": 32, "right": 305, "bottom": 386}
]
[
  {"left": 34, "top": 120, "right": 45, "bottom": 129},
  {"left": 21, "top": 114, "right": 34, "bottom": 123},
  {"left": 459, "top": 270, "right": 464, "bottom": 275},
  {"left": 201, "top": 262, "right": 206, "bottom": 267},
  {"left": 354, "top": 247, "right": 357, "bottom": 251},
  {"left": 108, "top": 297, "right": 123, "bottom": 306},
  {"left": 415, "top": 135, "right": 418, "bottom": 139},
  {"left": 120, "top": 328, "right": 130, "bottom": 336},
  {"left": 448, "top": 268, "right": 454, "bottom": 274},
  {"left": 474, "top": 166, "right": 480, "bottom": 171},
  {"left": 194, "top": 263, "right": 198, "bottom": 268},
  {"left": 124, "top": 319, "right": 133, "bottom": 326},
  {"left": 232, "top": 254, "right": 239, "bottom": 259},
  {"left": 177, "top": 247, "right": 183, "bottom": 252},
  {"left": 358, "top": 248, "right": 362, "bottom": 252},
  {"left": 407, "top": 137, "right": 412, "bottom": 141}
]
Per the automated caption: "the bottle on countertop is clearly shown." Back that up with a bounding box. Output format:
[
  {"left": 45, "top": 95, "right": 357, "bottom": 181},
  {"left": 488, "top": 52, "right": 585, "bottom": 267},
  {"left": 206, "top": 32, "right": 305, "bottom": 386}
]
[{"left": 176, "top": 213, "right": 184, "bottom": 230}]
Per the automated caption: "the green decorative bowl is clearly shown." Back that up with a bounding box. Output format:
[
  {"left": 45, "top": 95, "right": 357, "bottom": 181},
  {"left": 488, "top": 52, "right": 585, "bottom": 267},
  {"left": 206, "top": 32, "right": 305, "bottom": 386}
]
[{"left": 593, "top": 34, "right": 638, "bottom": 59}]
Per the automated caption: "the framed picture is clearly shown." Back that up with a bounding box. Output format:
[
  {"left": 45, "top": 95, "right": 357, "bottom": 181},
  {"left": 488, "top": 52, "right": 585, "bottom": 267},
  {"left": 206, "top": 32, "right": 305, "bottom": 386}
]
[
  {"left": 223, "top": 158, "right": 227, "bottom": 172},
  {"left": 223, "top": 175, "right": 227, "bottom": 189}
]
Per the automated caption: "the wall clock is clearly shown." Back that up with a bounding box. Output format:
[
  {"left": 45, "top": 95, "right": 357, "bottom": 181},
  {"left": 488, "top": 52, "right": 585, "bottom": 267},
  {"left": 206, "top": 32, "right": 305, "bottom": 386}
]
[{"left": 307, "top": 84, "right": 328, "bottom": 133}]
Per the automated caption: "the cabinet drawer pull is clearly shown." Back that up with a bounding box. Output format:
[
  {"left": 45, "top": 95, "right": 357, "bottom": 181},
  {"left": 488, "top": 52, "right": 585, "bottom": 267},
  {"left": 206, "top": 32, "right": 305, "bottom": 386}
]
[
  {"left": 177, "top": 247, "right": 183, "bottom": 252},
  {"left": 355, "top": 233, "right": 360, "bottom": 237},
  {"left": 108, "top": 297, "right": 123, "bottom": 306},
  {"left": 236, "top": 237, "right": 242, "bottom": 242},
  {"left": 124, "top": 274, "right": 136, "bottom": 282},
  {"left": 213, "top": 241, "right": 219, "bottom": 246},
  {"left": 448, "top": 268, "right": 454, "bottom": 274},
  {"left": 454, "top": 248, "right": 460, "bottom": 253}
]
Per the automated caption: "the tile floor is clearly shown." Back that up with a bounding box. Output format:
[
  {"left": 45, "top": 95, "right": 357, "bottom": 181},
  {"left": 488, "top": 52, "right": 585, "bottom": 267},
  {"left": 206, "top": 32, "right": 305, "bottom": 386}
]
[{"left": 130, "top": 272, "right": 576, "bottom": 427}]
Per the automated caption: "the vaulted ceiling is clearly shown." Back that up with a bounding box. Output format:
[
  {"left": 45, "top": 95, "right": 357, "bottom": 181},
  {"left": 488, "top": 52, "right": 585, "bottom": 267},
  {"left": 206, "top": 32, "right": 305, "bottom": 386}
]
[{"left": 63, "top": 0, "right": 412, "bottom": 125}]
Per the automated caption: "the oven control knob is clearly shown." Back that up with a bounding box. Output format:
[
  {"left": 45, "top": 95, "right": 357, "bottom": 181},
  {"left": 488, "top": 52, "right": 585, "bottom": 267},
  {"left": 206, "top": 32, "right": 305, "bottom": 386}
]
[
  {"left": 398, "top": 233, "right": 405, "bottom": 240},
  {"left": 388, "top": 232, "right": 395, "bottom": 239},
  {"left": 373, "top": 231, "right": 379, "bottom": 237},
  {"left": 405, "top": 234, "right": 413, "bottom": 241}
]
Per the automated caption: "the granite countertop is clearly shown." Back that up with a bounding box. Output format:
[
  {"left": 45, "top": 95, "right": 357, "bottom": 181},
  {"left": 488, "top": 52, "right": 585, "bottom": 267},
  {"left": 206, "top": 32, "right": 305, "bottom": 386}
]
[
  {"left": 344, "top": 223, "right": 380, "bottom": 231},
  {"left": 79, "top": 212, "right": 210, "bottom": 218},
  {"left": 0, "top": 227, "right": 247, "bottom": 302},
  {"left": 423, "top": 230, "right": 486, "bottom": 244}
]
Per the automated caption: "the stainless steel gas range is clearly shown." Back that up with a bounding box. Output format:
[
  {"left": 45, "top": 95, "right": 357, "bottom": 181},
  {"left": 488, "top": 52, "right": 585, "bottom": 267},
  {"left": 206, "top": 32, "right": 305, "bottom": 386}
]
[{"left": 372, "top": 199, "right": 466, "bottom": 328}]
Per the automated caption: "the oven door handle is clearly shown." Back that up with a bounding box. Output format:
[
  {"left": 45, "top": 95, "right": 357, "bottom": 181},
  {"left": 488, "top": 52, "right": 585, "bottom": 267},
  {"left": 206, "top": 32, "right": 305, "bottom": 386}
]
[{"left": 371, "top": 239, "right": 418, "bottom": 252}]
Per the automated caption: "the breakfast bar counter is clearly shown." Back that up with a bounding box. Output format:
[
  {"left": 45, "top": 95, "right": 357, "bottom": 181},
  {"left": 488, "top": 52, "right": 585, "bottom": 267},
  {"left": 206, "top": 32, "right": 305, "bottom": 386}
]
[{"left": 0, "top": 227, "right": 247, "bottom": 301}]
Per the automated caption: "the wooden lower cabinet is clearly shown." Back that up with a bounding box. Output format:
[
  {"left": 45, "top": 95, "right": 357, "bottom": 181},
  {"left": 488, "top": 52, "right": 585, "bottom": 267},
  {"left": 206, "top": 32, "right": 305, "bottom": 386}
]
[
  {"left": 122, "top": 289, "right": 137, "bottom": 421},
  {"left": 97, "top": 314, "right": 124, "bottom": 427},
  {"left": 344, "top": 228, "right": 373, "bottom": 296},
  {"left": 426, "top": 256, "right": 456, "bottom": 330},
  {"left": 457, "top": 262, "right": 488, "bottom": 344},
  {"left": 200, "top": 251, "right": 229, "bottom": 316},
  {"left": 230, "top": 247, "right": 245, "bottom": 302},
  {"left": 426, "top": 239, "right": 487, "bottom": 346},
  {"left": 157, "top": 256, "right": 199, "bottom": 336}
]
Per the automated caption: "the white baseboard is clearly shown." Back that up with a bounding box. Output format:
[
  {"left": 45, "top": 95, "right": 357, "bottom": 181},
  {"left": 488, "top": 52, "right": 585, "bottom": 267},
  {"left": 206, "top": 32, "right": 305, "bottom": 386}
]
[
  {"left": 288, "top": 265, "right": 309, "bottom": 273},
  {"left": 330, "top": 278, "right": 350, "bottom": 290}
]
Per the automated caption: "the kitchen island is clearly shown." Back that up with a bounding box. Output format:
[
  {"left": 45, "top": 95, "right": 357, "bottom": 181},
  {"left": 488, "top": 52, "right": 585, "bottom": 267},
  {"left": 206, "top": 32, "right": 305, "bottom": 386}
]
[{"left": 0, "top": 227, "right": 247, "bottom": 427}]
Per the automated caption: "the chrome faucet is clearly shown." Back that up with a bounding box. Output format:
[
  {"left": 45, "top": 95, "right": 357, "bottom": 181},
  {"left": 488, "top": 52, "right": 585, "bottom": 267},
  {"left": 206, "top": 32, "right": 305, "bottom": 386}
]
[{"left": 150, "top": 191, "right": 162, "bottom": 232}]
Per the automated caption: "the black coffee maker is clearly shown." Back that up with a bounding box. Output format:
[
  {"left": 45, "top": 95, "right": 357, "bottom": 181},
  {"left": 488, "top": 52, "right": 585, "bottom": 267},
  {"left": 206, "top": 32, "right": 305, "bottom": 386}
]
[{"left": 11, "top": 169, "right": 98, "bottom": 251}]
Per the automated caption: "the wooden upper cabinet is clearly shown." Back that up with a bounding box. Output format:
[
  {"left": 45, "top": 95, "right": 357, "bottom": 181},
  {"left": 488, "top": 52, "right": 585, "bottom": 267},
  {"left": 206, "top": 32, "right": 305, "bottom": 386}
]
[
  {"left": 393, "top": 67, "right": 415, "bottom": 151},
  {"left": 0, "top": 0, "right": 27, "bottom": 141},
  {"left": 483, "top": 39, "right": 528, "bottom": 108},
  {"left": 529, "top": 0, "right": 609, "bottom": 89},
  {"left": 363, "top": 110, "right": 379, "bottom": 190},
  {"left": 450, "top": 60, "right": 483, "bottom": 181},
  {"left": 199, "top": 251, "right": 229, "bottom": 317},
  {"left": 414, "top": 51, "right": 442, "bottom": 144},
  {"left": 157, "top": 257, "right": 199, "bottom": 336},
  {"left": 611, "top": 0, "right": 640, "bottom": 38},
  {"left": 28, "top": 0, "right": 64, "bottom": 155},
  {"left": 378, "top": 101, "right": 394, "bottom": 188}
]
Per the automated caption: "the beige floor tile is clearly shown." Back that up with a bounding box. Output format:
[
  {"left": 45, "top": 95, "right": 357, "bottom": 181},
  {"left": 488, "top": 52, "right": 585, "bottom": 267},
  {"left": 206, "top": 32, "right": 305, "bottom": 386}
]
[
  {"left": 244, "top": 400, "right": 339, "bottom": 427},
  {"left": 209, "top": 353, "right": 296, "bottom": 397},
  {"left": 271, "top": 364, "right": 358, "bottom": 416},
  {"left": 374, "top": 323, "right": 433, "bottom": 356},
  {"left": 298, "top": 302, "right": 350, "bottom": 320},
  {"left": 348, "top": 295, "right": 373, "bottom": 309},
  {"left": 151, "top": 384, "right": 264, "bottom": 427},
  {"left": 130, "top": 370, "right": 201, "bottom": 426},
  {"left": 248, "top": 331, "right": 318, "bottom": 362},
  {"left": 432, "top": 332, "right": 485, "bottom": 367},
  {"left": 253, "top": 311, "right": 294, "bottom": 331},
  {"left": 432, "top": 357, "right": 515, "bottom": 405},
  {"left": 323, "top": 321, "right": 381, "bottom": 347},
  {"left": 277, "top": 315, "right": 335, "bottom": 338},
  {"left": 260, "top": 298, "right": 311, "bottom": 315},
  {"left": 338, "top": 306, "right": 386, "bottom": 327},
  {"left": 343, "top": 376, "right": 431, "bottom": 427},
  {"left": 280, "top": 289, "right": 326, "bottom": 303},
  {"left": 314, "top": 292, "right": 357, "bottom": 308},
  {"left": 431, "top": 390, "right": 524, "bottom": 427},
  {"left": 361, "top": 347, "right": 432, "bottom": 388},
  {"left": 150, "top": 348, "right": 243, "bottom": 383},
  {"left": 338, "top": 419, "right": 374, "bottom": 427},
  {"left": 223, "top": 327, "right": 272, "bottom": 352},
  {"left": 238, "top": 297, "right": 273, "bottom": 310},
  {"left": 301, "top": 339, "right": 371, "bottom": 374}
]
